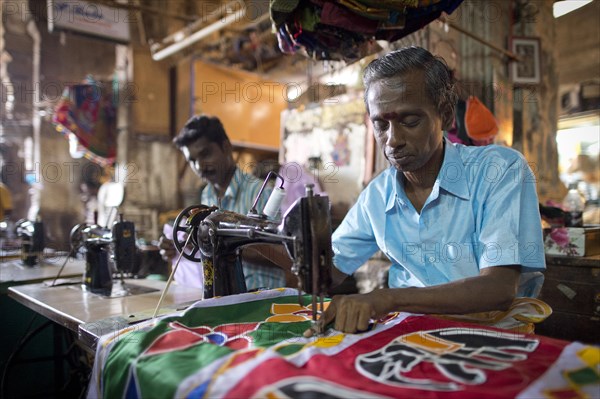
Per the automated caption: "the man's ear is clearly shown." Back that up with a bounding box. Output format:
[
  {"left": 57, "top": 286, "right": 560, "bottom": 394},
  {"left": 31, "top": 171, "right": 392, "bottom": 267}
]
[
  {"left": 221, "top": 140, "right": 233, "bottom": 155},
  {"left": 440, "top": 103, "right": 454, "bottom": 131}
]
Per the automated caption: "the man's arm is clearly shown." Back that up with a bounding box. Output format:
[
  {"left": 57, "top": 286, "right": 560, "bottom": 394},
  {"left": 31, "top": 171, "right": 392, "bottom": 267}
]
[
  {"left": 158, "top": 235, "right": 176, "bottom": 262},
  {"left": 240, "top": 243, "right": 349, "bottom": 288},
  {"left": 240, "top": 243, "right": 297, "bottom": 286},
  {"left": 306, "top": 265, "right": 520, "bottom": 336}
]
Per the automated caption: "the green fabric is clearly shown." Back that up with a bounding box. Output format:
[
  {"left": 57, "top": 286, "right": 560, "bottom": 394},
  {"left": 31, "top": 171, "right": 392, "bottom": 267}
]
[
  {"left": 297, "top": 5, "right": 320, "bottom": 32},
  {"left": 102, "top": 294, "right": 314, "bottom": 398},
  {"left": 270, "top": 0, "right": 300, "bottom": 13}
]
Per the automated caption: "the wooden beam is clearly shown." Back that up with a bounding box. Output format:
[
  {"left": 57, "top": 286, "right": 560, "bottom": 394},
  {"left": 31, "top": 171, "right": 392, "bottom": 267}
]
[
  {"left": 94, "top": 0, "right": 197, "bottom": 22},
  {"left": 438, "top": 16, "right": 522, "bottom": 62}
]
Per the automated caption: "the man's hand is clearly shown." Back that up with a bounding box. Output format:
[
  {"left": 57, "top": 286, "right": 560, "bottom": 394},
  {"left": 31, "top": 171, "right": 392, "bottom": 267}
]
[
  {"left": 303, "top": 265, "right": 522, "bottom": 338},
  {"left": 304, "top": 290, "right": 392, "bottom": 337},
  {"left": 158, "top": 235, "right": 177, "bottom": 263}
]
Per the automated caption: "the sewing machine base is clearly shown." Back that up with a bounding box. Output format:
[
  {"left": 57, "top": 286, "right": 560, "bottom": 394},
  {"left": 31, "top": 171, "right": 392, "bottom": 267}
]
[{"left": 79, "top": 280, "right": 159, "bottom": 298}]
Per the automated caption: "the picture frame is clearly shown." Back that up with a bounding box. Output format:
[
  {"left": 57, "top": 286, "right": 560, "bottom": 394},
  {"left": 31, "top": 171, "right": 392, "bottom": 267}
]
[{"left": 510, "top": 37, "right": 541, "bottom": 85}]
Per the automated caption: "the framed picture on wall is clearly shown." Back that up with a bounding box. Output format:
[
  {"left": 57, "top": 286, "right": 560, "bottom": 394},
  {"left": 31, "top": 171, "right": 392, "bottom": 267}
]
[{"left": 511, "top": 37, "right": 541, "bottom": 85}]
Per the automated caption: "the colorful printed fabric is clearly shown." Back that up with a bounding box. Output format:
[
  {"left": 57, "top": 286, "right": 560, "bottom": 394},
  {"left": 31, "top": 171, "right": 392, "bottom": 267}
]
[
  {"left": 375, "top": 0, "right": 464, "bottom": 41},
  {"left": 271, "top": 0, "right": 464, "bottom": 62},
  {"left": 320, "top": 1, "right": 379, "bottom": 34},
  {"left": 53, "top": 83, "right": 117, "bottom": 166},
  {"left": 88, "top": 289, "right": 600, "bottom": 399}
]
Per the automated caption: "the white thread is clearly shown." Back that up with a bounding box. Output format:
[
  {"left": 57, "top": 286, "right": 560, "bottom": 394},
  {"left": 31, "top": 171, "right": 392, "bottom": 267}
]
[{"left": 263, "top": 187, "right": 286, "bottom": 219}]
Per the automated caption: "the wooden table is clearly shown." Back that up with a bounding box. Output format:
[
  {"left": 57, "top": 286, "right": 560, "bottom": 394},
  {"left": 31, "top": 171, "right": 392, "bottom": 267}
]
[
  {"left": 1, "top": 256, "right": 86, "bottom": 292},
  {"left": 8, "top": 279, "right": 204, "bottom": 349},
  {"left": 536, "top": 254, "right": 600, "bottom": 344}
]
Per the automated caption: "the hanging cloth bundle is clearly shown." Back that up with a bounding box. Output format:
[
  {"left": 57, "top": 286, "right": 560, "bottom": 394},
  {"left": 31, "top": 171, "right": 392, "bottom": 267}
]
[
  {"left": 270, "top": 0, "right": 464, "bottom": 62},
  {"left": 53, "top": 78, "right": 117, "bottom": 166},
  {"left": 464, "top": 95, "right": 499, "bottom": 144}
]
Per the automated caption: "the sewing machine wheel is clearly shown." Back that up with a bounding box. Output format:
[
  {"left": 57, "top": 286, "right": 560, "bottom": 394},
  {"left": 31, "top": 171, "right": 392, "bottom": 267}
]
[
  {"left": 69, "top": 223, "right": 88, "bottom": 253},
  {"left": 172, "top": 205, "right": 216, "bottom": 262}
]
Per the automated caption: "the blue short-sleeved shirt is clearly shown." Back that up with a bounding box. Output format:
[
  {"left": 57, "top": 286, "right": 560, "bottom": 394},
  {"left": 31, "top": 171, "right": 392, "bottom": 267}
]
[
  {"left": 201, "top": 167, "right": 270, "bottom": 215},
  {"left": 332, "top": 140, "right": 546, "bottom": 297},
  {"left": 202, "top": 167, "right": 286, "bottom": 290}
]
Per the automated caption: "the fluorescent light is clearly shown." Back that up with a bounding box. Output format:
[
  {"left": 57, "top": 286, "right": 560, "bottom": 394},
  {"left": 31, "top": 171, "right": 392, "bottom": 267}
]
[
  {"left": 553, "top": 0, "right": 593, "bottom": 18},
  {"left": 152, "top": 6, "right": 246, "bottom": 61}
]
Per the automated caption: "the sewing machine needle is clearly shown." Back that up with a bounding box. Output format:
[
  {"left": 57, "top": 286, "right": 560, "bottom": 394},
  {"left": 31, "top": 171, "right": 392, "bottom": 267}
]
[{"left": 152, "top": 233, "right": 194, "bottom": 319}]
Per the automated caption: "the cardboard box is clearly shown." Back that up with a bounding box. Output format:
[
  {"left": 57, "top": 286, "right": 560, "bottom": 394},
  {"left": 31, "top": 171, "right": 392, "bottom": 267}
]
[{"left": 543, "top": 227, "right": 600, "bottom": 256}]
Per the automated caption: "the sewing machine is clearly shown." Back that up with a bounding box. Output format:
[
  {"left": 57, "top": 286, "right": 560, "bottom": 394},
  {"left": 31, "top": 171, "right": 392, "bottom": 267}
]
[
  {"left": 172, "top": 179, "right": 333, "bottom": 319},
  {"left": 15, "top": 218, "right": 45, "bottom": 266},
  {"left": 70, "top": 214, "right": 136, "bottom": 295}
]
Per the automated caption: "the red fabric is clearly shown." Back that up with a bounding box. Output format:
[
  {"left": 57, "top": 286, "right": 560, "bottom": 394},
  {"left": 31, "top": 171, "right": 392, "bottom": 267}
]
[
  {"left": 228, "top": 315, "right": 568, "bottom": 398},
  {"left": 320, "top": 2, "right": 379, "bottom": 34}
]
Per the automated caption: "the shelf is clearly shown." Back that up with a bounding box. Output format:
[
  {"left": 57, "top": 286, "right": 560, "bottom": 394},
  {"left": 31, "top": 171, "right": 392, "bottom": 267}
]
[
  {"left": 558, "top": 110, "right": 600, "bottom": 129},
  {"left": 232, "top": 142, "right": 279, "bottom": 154}
]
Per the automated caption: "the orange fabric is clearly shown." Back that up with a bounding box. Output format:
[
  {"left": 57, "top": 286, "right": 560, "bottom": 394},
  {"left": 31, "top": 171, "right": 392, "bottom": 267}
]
[
  {"left": 434, "top": 297, "right": 553, "bottom": 334},
  {"left": 464, "top": 96, "right": 498, "bottom": 141}
]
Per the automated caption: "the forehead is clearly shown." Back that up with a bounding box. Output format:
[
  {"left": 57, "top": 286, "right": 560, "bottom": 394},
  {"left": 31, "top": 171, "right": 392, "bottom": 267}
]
[
  {"left": 182, "top": 137, "right": 217, "bottom": 157},
  {"left": 366, "top": 71, "right": 433, "bottom": 115}
]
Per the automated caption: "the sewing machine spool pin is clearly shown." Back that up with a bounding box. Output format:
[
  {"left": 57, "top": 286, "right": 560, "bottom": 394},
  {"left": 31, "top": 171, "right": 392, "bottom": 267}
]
[{"left": 249, "top": 171, "right": 285, "bottom": 217}]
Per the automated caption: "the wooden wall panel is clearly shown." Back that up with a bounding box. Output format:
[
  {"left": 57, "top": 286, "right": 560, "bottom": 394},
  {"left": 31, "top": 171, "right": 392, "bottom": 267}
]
[
  {"left": 555, "top": 1, "right": 600, "bottom": 85},
  {"left": 132, "top": 47, "right": 170, "bottom": 135},
  {"left": 193, "top": 60, "right": 287, "bottom": 150},
  {"left": 176, "top": 57, "right": 192, "bottom": 134}
]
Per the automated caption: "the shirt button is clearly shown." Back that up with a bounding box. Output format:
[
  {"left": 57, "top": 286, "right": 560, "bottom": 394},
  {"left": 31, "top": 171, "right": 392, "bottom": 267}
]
[{"left": 428, "top": 256, "right": 436, "bottom": 263}]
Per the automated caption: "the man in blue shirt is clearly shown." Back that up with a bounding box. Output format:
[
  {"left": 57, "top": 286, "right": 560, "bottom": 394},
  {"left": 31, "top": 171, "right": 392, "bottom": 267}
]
[
  {"left": 159, "top": 115, "right": 286, "bottom": 290},
  {"left": 309, "top": 47, "right": 545, "bottom": 335}
]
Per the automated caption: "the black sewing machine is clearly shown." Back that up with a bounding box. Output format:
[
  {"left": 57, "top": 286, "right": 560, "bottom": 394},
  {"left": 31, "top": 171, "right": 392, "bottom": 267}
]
[
  {"left": 70, "top": 214, "right": 136, "bottom": 295},
  {"left": 15, "top": 218, "right": 45, "bottom": 266},
  {"left": 172, "top": 178, "right": 333, "bottom": 319}
]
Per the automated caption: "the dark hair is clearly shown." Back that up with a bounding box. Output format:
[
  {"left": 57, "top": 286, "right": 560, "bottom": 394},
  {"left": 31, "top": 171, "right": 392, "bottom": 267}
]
[
  {"left": 363, "top": 47, "right": 457, "bottom": 116},
  {"left": 173, "top": 115, "right": 230, "bottom": 149}
]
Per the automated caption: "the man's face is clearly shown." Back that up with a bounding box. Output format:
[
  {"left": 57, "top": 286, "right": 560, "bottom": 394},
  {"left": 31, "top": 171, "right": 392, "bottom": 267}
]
[
  {"left": 181, "top": 137, "right": 234, "bottom": 186},
  {"left": 367, "top": 71, "right": 446, "bottom": 173}
]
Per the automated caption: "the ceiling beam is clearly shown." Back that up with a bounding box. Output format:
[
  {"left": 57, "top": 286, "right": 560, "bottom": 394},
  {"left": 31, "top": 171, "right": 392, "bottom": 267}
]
[
  {"left": 151, "top": 1, "right": 246, "bottom": 61},
  {"left": 93, "top": 0, "right": 197, "bottom": 22}
]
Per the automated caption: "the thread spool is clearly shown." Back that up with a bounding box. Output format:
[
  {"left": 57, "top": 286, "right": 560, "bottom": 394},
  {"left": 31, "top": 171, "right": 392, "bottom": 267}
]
[{"left": 263, "top": 187, "right": 286, "bottom": 219}]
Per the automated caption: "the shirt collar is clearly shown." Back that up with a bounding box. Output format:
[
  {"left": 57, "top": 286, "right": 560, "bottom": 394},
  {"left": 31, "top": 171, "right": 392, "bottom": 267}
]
[
  {"left": 386, "top": 168, "right": 402, "bottom": 212},
  {"left": 223, "top": 167, "right": 242, "bottom": 199},
  {"left": 438, "top": 139, "right": 471, "bottom": 200},
  {"left": 384, "top": 138, "right": 470, "bottom": 212}
]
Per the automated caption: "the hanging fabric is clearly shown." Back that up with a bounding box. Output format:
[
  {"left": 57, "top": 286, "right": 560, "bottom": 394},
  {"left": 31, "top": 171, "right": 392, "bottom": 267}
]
[
  {"left": 53, "top": 77, "right": 117, "bottom": 166},
  {"left": 464, "top": 95, "right": 499, "bottom": 145},
  {"left": 270, "top": 0, "right": 464, "bottom": 62}
]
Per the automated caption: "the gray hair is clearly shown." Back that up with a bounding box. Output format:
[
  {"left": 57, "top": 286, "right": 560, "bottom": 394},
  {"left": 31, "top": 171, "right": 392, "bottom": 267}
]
[{"left": 363, "top": 47, "right": 457, "bottom": 117}]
